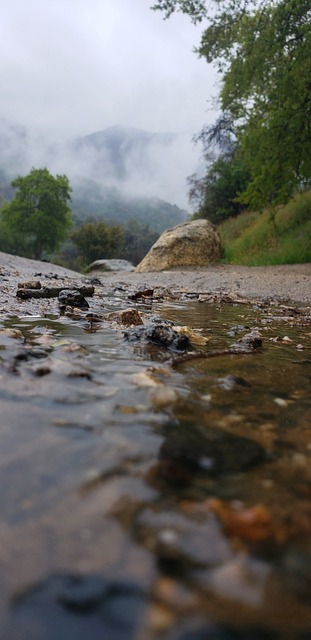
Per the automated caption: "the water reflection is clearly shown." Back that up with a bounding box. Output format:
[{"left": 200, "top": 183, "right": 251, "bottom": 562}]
[{"left": 0, "top": 300, "right": 310, "bottom": 637}]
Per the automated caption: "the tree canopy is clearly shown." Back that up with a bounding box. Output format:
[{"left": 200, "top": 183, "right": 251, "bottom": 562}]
[
  {"left": 71, "top": 221, "right": 124, "bottom": 265},
  {"left": 152, "top": 0, "right": 311, "bottom": 209},
  {"left": 0, "top": 168, "right": 72, "bottom": 259}
]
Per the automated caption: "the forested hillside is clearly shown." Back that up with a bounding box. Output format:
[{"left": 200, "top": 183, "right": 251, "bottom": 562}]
[
  {"left": 0, "top": 120, "right": 191, "bottom": 230},
  {"left": 153, "top": 0, "right": 311, "bottom": 227},
  {"left": 0, "top": 123, "right": 189, "bottom": 267}
]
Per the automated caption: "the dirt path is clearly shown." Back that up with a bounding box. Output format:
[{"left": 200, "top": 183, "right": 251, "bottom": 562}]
[{"left": 0, "top": 251, "right": 310, "bottom": 315}]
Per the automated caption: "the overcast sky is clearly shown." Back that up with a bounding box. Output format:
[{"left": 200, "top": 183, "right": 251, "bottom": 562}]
[{"left": 1, "top": 0, "right": 217, "bottom": 138}]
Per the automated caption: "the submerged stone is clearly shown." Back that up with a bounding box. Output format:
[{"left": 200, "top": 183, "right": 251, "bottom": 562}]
[
  {"left": 158, "top": 423, "right": 265, "bottom": 480},
  {"left": 135, "top": 508, "right": 232, "bottom": 569},
  {"left": 3, "top": 574, "right": 146, "bottom": 640}
]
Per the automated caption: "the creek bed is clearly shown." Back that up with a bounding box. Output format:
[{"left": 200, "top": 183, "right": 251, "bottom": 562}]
[{"left": 0, "top": 294, "right": 310, "bottom": 639}]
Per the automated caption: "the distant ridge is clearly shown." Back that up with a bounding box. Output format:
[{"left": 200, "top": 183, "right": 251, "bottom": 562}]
[{"left": 0, "top": 119, "right": 195, "bottom": 231}]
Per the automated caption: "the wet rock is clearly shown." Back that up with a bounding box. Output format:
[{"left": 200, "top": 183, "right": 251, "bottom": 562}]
[
  {"left": 196, "top": 554, "right": 270, "bottom": 606},
  {"left": 207, "top": 499, "right": 274, "bottom": 542},
  {"left": 128, "top": 288, "right": 154, "bottom": 301},
  {"left": 0, "top": 328, "right": 24, "bottom": 340},
  {"left": 135, "top": 508, "right": 232, "bottom": 570},
  {"left": 124, "top": 323, "right": 190, "bottom": 351},
  {"left": 227, "top": 324, "right": 249, "bottom": 337},
  {"left": 231, "top": 329, "right": 262, "bottom": 352},
  {"left": 89, "top": 277, "right": 102, "bottom": 286},
  {"left": 105, "top": 308, "right": 144, "bottom": 327},
  {"left": 217, "top": 375, "right": 251, "bottom": 391},
  {"left": 157, "top": 423, "right": 265, "bottom": 482},
  {"left": 58, "top": 289, "right": 89, "bottom": 310},
  {"left": 3, "top": 574, "right": 146, "bottom": 640}
]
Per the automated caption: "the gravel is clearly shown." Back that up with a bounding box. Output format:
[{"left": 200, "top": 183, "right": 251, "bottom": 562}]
[{"left": 0, "top": 251, "right": 310, "bottom": 314}]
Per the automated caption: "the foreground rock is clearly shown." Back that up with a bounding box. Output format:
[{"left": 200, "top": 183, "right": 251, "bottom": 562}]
[{"left": 135, "top": 219, "right": 222, "bottom": 272}]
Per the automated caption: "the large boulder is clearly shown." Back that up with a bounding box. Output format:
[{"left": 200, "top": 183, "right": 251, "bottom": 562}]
[{"left": 135, "top": 219, "right": 222, "bottom": 272}]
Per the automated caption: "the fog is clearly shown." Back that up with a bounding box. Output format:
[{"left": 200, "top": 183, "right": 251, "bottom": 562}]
[{"left": 1, "top": 1, "right": 218, "bottom": 208}]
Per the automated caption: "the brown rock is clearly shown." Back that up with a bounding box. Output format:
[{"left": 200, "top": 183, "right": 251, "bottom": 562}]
[
  {"left": 135, "top": 219, "right": 222, "bottom": 272},
  {"left": 104, "top": 308, "right": 144, "bottom": 326}
]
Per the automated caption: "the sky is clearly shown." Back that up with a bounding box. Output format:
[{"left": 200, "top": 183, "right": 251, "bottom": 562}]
[
  {"left": 1, "top": 0, "right": 217, "bottom": 137},
  {"left": 1, "top": 0, "right": 219, "bottom": 208}
]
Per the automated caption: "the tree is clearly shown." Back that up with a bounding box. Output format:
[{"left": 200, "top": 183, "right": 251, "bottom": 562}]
[
  {"left": 188, "top": 112, "right": 250, "bottom": 222},
  {"left": 151, "top": 0, "right": 206, "bottom": 23},
  {"left": 0, "top": 168, "right": 72, "bottom": 259},
  {"left": 189, "top": 154, "right": 250, "bottom": 223},
  {"left": 152, "top": 0, "right": 311, "bottom": 209},
  {"left": 121, "top": 219, "right": 159, "bottom": 265},
  {"left": 71, "top": 221, "right": 124, "bottom": 265}
]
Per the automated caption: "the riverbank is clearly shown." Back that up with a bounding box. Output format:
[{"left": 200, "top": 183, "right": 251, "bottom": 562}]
[{"left": 0, "top": 252, "right": 310, "bottom": 312}]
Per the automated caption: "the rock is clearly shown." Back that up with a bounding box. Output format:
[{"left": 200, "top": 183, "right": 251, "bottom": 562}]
[
  {"left": 104, "top": 308, "right": 144, "bottom": 326},
  {"left": 124, "top": 323, "right": 190, "bottom": 351},
  {"left": 2, "top": 573, "right": 146, "bottom": 640},
  {"left": 157, "top": 422, "right": 265, "bottom": 482},
  {"left": 58, "top": 289, "right": 89, "bottom": 309},
  {"left": 88, "top": 259, "right": 135, "bottom": 272},
  {"left": 135, "top": 219, "right": 222, "bottom": 272},
  {"left": 135, "top": 508, "right": 232, "bottom": 569},
  {"left": 196, "top": 554, "right": 270, "bottom": 606},
  {"left": 231, "top": 329, "right": 262, "bottom": 352}
]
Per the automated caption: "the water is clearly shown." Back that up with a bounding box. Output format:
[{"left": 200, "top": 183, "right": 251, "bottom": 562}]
[{"left": 0, "top": 299, "right": 310, "bottom": 638}]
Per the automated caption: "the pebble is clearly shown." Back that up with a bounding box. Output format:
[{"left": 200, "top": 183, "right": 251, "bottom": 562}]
[{"left": 273, "top": 397, "right": 288, "bottom": 407}]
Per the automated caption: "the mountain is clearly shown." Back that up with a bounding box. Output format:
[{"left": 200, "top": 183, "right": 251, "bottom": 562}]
[
  {"left": 73, "top": 125, "right": 177, "bottom": 181},
  {"left": 0, "top": 121, "right": 199, "bottom": 230},
  {"left": 71, "top": 181, "right": 187, "bottom": 232}
]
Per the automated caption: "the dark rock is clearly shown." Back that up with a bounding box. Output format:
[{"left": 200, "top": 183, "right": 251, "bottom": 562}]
[
  {"left": 87, "top": 277, "right": 102, "bottom": 286},
  {"left": 217, "top": 375, "right": 251, "bottom": 391},
  {"left": 3, "top": 574, "right": 146, "bottom": 640},
  {"left": 231, "top": 329, "right": 262, "bottom": 352},
  {"left": 158, "top": 422, "right": 265, "bottom": 480},
  {"left": 58, "top": 289, "right": 89, "bottom": 309},
  {"left": 124, "top": 323, "right": 190, "bottom": 351}
]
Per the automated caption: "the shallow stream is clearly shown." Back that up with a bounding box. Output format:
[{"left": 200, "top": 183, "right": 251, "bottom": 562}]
[{"left": 0, "top": 293, "right": 310, "bottom": 639}]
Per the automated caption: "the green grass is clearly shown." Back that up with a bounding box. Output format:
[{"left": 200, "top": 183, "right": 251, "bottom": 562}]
[{"left": 218, "top": 190, "right": 311, "bottom": 265}]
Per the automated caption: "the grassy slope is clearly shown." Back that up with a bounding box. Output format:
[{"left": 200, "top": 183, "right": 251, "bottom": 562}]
[{"left": 218, "top": 190, "right": 311, "bottom": 265}]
